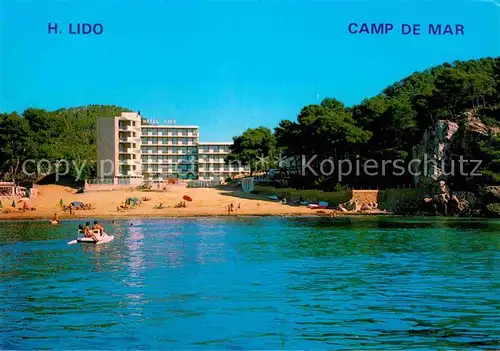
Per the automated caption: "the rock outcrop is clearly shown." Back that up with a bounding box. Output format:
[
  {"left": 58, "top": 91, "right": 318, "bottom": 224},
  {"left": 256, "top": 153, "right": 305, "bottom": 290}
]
[
  {"left": 484, "top": 186, "right": 500, "bottom": 205},
  {"left": 412, "top": 120, "right": 459, "bottom": 186}
]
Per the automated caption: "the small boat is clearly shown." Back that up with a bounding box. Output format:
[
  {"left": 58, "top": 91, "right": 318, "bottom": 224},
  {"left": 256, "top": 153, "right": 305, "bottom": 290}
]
[{"left": 68, "top": 231, "right": 114, "bottom": 245}]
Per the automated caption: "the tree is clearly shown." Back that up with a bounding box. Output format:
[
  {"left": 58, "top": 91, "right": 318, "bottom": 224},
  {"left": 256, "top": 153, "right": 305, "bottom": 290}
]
[
  {"left": 0, "top": 105, "right": 130, "bottom": 184},
  {"left": 0, "top": 113, "right": 34, "bottom": 183},
  {"left": 226, "top": 127, "right": 276, "bottom": 175}
]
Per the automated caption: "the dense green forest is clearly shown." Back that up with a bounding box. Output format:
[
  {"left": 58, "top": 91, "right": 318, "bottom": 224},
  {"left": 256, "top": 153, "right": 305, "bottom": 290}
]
[
  {"left": 228, "top": 57, "right": 500, "bottom": 191},
  {"left": 0, "top": 105, "right": 130, "bottom": 184}
]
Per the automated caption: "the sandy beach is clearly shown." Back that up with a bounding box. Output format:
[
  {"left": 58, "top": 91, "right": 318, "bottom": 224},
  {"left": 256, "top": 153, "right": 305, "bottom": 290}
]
[{"left": 0, "top": 184, "right": 338, "bottom": 220}]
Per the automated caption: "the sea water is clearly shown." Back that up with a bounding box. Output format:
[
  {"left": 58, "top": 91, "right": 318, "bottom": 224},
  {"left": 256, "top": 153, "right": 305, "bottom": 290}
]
[{"left": 1, "top": 217, "right": 499, "bottom": 349}]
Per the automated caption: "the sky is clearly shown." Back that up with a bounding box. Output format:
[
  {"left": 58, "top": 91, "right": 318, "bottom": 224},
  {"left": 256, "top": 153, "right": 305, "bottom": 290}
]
[{"left": 1, "top": 0, "right": 499, "bottom": 141}]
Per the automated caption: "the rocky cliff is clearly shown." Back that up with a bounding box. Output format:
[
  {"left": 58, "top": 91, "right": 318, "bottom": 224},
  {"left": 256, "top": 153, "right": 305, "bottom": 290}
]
[
  {"left": 412, "top": 120, "right": 459, "bottom": 185},
  {"left": 406, "top": 111, "right": 499, "bottom": 216}
]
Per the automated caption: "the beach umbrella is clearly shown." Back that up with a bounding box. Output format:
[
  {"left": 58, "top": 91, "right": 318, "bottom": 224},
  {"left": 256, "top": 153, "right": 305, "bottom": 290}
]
[{"left": 183, "top": 195, "right": 192, "bottom": 202}]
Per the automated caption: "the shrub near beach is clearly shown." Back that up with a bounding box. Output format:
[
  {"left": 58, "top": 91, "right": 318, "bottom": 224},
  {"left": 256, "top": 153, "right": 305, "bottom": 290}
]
[{"left": 252, "top": 185, "right": 352, "bottom": 207}]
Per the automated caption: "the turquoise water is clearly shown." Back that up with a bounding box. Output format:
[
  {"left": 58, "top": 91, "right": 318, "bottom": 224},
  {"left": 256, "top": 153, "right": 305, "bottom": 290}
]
[{"left": 1, "top": 217, "right": 499, "bottom": 350}]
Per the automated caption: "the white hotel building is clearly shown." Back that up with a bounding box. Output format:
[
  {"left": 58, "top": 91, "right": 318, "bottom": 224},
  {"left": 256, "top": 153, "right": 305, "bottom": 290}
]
[{"left": 97, "top": 112, "right": 248, "bottom": 184}]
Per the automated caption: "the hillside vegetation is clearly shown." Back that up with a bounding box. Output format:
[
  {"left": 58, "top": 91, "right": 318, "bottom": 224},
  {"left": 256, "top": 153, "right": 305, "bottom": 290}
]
[
  {"left": 0, "top": 105, "right": 130, "bottom": 184},
  {"left": 227, "top": 57, "right": 500, "bottom": 190}
]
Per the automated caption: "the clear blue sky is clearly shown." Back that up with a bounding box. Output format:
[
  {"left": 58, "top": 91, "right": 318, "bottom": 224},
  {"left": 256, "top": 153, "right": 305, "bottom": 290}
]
[{"left": 1, "top": 0, "right": 499, "bottom": 141}]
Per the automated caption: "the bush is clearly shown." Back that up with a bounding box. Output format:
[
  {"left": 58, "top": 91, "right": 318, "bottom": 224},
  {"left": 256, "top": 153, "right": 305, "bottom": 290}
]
[
  {"left": 253, "top": 185, "right": 352, "bottom": 206},
  {"left": 377, "top": 188, "right": 427, "bottom": 213},
  {"left": 486, "top": 203, "right": 500, "bottom": 218}
]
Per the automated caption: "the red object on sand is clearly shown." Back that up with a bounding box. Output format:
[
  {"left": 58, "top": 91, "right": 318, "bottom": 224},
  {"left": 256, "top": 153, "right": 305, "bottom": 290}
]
[{"left": 183, "top": 195, "right": 192, "bottom": 202}]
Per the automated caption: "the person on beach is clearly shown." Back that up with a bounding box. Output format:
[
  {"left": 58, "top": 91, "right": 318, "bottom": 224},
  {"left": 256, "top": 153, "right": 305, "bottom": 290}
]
[{"left": 52, "top": 213, "right": 60, "bottom": 224}]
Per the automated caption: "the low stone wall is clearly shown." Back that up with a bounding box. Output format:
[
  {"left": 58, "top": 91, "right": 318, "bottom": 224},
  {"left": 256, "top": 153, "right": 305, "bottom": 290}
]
[
  {"left": 84, "top": 184, "right": 136, "bottom": 192},
  {"left": 351, "top": 190, "right": 379, "bottom": 204}
]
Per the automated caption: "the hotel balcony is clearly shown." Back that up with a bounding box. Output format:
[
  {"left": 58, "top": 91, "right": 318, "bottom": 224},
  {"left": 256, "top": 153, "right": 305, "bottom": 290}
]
[
  {"left": 119, "top": 136, "right": 141, "bottom": 143},
  {"left": 143, "top": 132, "right": 198, "bottom": 137},
  {"left": 118, "top": 159, "right": 136, "bottom": 166},
  {"left": 199, "top": 158, "right": 225, "bottom": 163},
  {"left": 118, "top": 171, "right": 141, "bottom": 177},
  {"left": 198, "top": 150, "right": 229, "bottom": 154},
  {"left": 118, "top": 124, "right": 137, "bottom": 132},
  {"left": 144, "top": 141, "right": 196, "bottom": 146}
]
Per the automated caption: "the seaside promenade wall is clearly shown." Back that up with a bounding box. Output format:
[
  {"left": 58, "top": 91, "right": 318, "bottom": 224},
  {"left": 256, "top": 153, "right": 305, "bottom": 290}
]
[{"left": 351, "top": 190, "right": 379, "bottom": 204}]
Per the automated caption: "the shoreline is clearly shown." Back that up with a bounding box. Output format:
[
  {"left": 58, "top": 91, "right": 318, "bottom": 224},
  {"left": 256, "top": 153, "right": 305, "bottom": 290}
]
[
  {"left": 0, "top": 184, "right": 394, "bottom": 222},
  {"left": 0, "top": 210, "right": 394, "bottom": 221}
]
